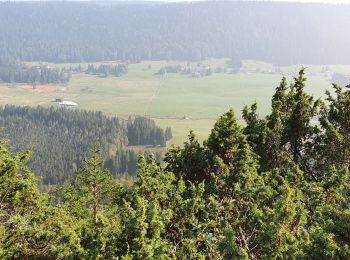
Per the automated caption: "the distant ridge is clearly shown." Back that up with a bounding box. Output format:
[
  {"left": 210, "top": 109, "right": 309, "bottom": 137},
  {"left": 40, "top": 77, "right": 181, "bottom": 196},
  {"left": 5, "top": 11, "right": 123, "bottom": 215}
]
[
  {"left": 1, "top": 0, "right": 350, "bottom": 3},
  {"left": 1, "top": 1, "right": 350, "bottom": 64}
]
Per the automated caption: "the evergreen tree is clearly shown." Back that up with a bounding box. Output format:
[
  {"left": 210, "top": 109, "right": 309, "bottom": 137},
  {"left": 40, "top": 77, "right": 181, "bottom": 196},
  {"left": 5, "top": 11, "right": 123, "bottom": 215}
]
[
  {"left": 1, "top": 69, "right": 349, "bottom": 258},
  {"left": 62, "top": 145, "right": 120, "bottom": 258},
  {"left": 242, "top": 102, "right": 269, "bottom": 170},
  {"left": 0, "top": 139, "right": 81, "bottom": 258},
  {"left": 206, "top": 109, "right": 242, "bottom": 164}
]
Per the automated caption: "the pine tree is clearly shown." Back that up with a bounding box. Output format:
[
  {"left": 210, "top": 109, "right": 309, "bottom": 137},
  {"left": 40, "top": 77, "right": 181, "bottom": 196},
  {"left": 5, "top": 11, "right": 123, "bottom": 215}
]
[
  {"left": 0, "top": 139, "right": 81, "bottom": 258},
  {"left": 284, "top": 68, "right": 319, "bottom": 167},
  {"left": 62, "top": 144, "right": 119, "bottom": 258},
  {"left": 242, "top": 102, "right": 269, "bottom": 170},
  {"left": 165, "top": 131, "right": 209, "bottom": 183},
  {"left": 206, "top": 109, "right": 242, "bottom": 164}
]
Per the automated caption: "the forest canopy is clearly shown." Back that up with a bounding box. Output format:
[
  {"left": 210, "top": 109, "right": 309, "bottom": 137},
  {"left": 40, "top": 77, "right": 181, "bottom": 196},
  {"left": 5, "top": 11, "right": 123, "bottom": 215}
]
[
  {"left": 0, "top": 2, "right": 350, "bottom": 65},
  {"left": 0, "top": 106, "right": 171, "bottom": 185},
  {"left": 1, "top": 70, "right": 349, "bottom": 258}
]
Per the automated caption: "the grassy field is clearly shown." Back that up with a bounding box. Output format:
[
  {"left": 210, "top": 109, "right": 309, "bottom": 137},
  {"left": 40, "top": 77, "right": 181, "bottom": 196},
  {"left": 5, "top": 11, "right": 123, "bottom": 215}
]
[
  {"left": 1, "top": 59, "right": 347, "bottom": 145},
  {"left": 154, "top": 118, "right": 216, "bottom": 145}
]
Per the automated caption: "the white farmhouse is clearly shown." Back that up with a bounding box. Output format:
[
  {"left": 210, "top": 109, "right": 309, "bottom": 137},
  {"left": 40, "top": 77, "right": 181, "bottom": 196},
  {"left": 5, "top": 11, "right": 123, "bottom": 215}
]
[{"left": 59, "top": 101, "right": 78, "bottom": 107}]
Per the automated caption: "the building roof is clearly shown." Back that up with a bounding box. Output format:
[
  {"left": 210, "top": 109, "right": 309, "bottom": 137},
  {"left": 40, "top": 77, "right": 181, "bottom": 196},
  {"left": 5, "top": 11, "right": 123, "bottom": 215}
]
[{"left": 59, "top": 101, "right": 78, "bottom": 106}]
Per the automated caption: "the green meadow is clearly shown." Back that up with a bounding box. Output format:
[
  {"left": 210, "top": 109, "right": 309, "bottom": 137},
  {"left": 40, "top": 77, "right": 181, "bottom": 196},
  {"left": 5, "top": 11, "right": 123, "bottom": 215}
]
[{"left": 1, "top": 59, "right": 344, "bottom": 145}]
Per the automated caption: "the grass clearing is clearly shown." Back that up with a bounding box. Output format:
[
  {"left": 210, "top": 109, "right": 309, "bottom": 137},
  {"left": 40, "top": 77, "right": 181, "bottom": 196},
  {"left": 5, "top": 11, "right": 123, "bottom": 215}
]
[
  {"left": 154, "top": 118, "right": 216, "bottom": 145},
  {"left": 1, "top": 59, "right": 345, "bottom": 145}
]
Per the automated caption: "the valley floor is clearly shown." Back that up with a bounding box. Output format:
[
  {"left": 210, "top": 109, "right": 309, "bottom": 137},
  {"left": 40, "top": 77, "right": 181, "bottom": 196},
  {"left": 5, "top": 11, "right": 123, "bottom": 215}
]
[{"left": 1, "top": 59, "right": 346, "bottom": 145}]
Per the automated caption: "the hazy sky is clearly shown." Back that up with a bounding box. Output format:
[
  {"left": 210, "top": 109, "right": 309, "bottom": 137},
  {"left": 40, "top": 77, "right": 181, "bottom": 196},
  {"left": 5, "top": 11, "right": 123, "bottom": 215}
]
[
  {"left": 140, "top": 0, "right": 350, "bottom": 3},
  {"left": 161, "top": 0, "right": 350, "bottom": 3},
  {"left": 264, "top": 0, "right": 347, "bottom": 2},
  {"left": 3, "top": 0, "right": 350, "bottom": 3}
]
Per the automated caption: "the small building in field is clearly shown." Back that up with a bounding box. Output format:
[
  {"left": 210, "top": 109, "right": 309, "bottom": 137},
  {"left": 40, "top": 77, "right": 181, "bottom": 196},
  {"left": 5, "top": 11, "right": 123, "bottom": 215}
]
[{"left": 59, "top": 101, "right": 78, "bottom": 107}]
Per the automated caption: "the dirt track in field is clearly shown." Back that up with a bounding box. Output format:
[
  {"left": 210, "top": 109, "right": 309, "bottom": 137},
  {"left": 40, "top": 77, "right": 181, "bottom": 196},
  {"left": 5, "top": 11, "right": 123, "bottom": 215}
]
[{"left": 18, "top": 84, "right": 67, "bottom": 93}]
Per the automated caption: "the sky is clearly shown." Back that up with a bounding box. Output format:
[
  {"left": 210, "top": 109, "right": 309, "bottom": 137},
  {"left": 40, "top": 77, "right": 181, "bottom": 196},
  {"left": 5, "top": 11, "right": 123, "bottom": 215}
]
[
  {"left": 3, "top": 0, "right": 350, "bottom": 3},
  {"left": 141, "top": 0, "right": 350, "bottom": 3},
  {"left": 120, "top": 0, "right": 348, "bottom": 2},
  {"left": 266, "top": 0, "right": 347, "bottom": 2},
  {"left": 163, "top": 0, "right": 350, "bottom": 3}
]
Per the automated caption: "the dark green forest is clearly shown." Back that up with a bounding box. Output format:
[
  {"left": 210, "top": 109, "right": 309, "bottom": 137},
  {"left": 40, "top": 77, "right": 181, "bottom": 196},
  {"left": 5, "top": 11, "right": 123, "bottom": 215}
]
[
  {"left": 86, "top": 63, "right": 128, "bottom": 77},
  {"left": 1, "top": 70, "right": 350, "bottom": 258},
  {"left": 0, "top": 57, "right": 70, "bottom": 85},
  {"left": 0, "top": 106, "right": 170, "bottom": 185},
  {"left": 1, "top": 1, "right": 350, "bottom": 64},
  {"left": 127, "top": 116, "right": 172, "bottom": 147}
]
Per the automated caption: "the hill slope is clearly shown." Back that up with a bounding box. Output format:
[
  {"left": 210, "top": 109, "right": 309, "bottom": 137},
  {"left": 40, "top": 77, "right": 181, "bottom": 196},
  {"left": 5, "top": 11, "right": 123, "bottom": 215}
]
[{"left": 1, "top": 1, "right": 350, "bottom": 64}]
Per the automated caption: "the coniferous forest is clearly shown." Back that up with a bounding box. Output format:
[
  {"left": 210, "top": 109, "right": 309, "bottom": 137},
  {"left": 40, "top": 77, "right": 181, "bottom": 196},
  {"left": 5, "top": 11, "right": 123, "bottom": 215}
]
[
  {"left": 0, "top": 106, "right": 170, "bottom": 185},
  {"left": 0, "top": 57, "right": 70, "bottom": 85},
  {"left": 1, "top": 70, "right": 350, "bottom": 258},
  {"left": 1, "top": 2, "right": 350, "bottom": 65}
]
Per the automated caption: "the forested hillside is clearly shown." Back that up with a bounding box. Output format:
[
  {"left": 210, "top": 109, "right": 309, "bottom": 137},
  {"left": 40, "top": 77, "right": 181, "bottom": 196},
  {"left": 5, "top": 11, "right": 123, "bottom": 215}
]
[
  {"left": 0, "top": 106, "right": 170, "bottom": 185},
  {"left": 86, "top": 63, "right": 128, "bottom": 77},
  {"left": 0, "top": 57, "right": 70, "bottom": 85},
  {"left": 1, "top": 70, "right": 349, "bottom": 258},
  {"left": 127, "top": 116, "right": 172, "bottom": 147},
  {"left": 1, "top": 1, "right": 350, "bottom": 65}
]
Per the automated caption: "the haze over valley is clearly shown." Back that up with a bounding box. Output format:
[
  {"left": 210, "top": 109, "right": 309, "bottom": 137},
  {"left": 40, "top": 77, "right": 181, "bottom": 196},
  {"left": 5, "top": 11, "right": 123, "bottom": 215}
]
[{"left": 1, "top": 1, "right": 350, "bottom": 258}]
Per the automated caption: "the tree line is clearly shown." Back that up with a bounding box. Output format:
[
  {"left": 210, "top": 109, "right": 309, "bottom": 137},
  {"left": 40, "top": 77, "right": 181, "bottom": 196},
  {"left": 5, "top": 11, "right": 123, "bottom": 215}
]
[
  {"left": 127, "top": 116, "right": 172, "bottom": 147},
  {"left": 1, "top": 69, "right": 349, "bottom": 258},
  {"left": 0, "top": 56, "right": 70, "bottom": 85},
  {"left": 0, "top": 106, "right": 171, "bottom": 185},
  {"left": 86, "top": 63, "right": 128, "bottom": 77},
  {"left": 1, "top": 2, "right": 350, "bottom": 65}
]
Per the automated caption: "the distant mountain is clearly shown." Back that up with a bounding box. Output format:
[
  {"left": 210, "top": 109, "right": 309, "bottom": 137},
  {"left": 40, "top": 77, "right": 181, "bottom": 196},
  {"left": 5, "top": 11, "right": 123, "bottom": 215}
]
[{"left": 1, "top": 1, "right": 350, "bottom": 65}]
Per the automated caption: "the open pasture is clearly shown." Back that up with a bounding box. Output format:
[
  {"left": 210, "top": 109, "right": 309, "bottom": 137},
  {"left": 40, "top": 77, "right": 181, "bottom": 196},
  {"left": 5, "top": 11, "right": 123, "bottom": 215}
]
[{"left": 1, "top": 59, "right": 346, "bottom": 145}]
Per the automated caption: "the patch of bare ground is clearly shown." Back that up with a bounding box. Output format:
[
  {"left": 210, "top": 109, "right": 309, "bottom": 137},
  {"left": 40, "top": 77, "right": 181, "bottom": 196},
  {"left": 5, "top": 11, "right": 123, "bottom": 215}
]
[
  {"left": 127, "top": 145, "right": 167, "bottom": 154},
  {"left": 0, "top": 83, "right": 67, "bottom": 93},
  {"left": 18, "top": 84, "right": 67, "bottom": 93}
]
